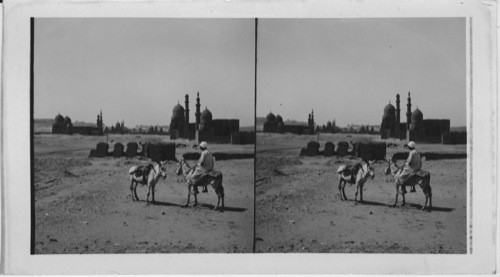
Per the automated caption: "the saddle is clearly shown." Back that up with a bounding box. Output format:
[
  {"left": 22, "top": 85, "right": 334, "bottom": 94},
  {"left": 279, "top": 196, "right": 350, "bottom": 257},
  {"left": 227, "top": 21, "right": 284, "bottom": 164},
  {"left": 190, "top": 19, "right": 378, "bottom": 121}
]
[
  {"left": 340, "top": 164, "right": 361, "bottom": 184},
  {"left": 134, "top": 164, "right": 154, "bottom": 183},
  {"left": 405, "top": 170, "right": 428, "bottom": 183},
  {"left": 195, "top": 170, "right": 221, "bottom": 185}
]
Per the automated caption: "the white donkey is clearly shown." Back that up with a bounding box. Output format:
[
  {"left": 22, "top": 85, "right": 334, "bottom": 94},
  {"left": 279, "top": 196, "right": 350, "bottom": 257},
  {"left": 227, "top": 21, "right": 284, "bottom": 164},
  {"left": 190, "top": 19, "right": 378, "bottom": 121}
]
[
  {"left": 337, "top": 160, "right": 375, "bottom": 203},
  {"left": 129, "top": 161, "right": 167, "bottom": 204}
]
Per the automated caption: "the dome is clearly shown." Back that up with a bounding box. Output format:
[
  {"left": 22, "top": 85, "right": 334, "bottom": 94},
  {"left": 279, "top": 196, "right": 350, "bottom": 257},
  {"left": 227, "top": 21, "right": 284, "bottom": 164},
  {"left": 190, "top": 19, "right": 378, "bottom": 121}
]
[
  {"left": 411, "top": 108, "right": 424, "bottom": 123},
  {"left": 172, "top": 103, "right": 185, "bottom": 119},
  {"left": 55, "top": 113, "right": 64, "bottom": 124},
  {"left": 266, "top": 112, "right": 276, "bottom": 122},
  {"left": 276, "top": 114, "right": 283, "bottom": 123},
  {"left": 64, "top": 116, "right": 72, "bottom": 125},
  {"left": 383, "top": 103, "right": 396, "bottom": 117},
  {"left": 200, "top": 107, "right": 213, "bottom": 122}
]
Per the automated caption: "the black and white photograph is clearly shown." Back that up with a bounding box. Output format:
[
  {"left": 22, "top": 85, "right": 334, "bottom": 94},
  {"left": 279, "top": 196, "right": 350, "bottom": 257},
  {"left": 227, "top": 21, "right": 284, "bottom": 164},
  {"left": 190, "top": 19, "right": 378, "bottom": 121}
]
[
  {"left": 255, "top": 18, "right": 468, "bottom": 253},
  {"left": 32, "top": 18, "right": 255, "bottom": 254},
  {"left": 1, "top": 0, "right": 497, "bottom": 275}
]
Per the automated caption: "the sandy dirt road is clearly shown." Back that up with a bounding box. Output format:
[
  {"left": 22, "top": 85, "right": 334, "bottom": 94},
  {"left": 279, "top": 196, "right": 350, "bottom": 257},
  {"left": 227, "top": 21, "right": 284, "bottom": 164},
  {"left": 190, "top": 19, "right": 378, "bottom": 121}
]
[
  {"left": 34, "top": 134, "right": 254, "bottom": 253},
  {"left": 255, "top": 133, "right": 467, "bottom": 253}
]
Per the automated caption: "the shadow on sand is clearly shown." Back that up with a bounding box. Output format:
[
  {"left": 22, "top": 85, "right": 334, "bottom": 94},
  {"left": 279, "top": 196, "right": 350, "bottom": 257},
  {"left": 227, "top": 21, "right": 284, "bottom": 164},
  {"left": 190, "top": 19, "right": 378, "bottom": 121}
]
[
  {"left": 193, "top": 203, "right": 247, "bottom": 212},
  {"left": 407, "top": 203, "right": 454, "bottom": 212},
  {"left": 344, "top": 199, "right": 454, "bottom": 212},
  {"left": 344, "top": 199, "right": 388, "bottom": 207},
  {"left": 151, "top": 201, "right": 185, "bottom": 207}
]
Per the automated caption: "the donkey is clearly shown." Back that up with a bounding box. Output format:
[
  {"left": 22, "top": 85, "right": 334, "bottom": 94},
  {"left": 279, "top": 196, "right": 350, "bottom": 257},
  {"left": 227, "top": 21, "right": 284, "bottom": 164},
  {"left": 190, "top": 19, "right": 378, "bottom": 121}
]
[
  {"left": 175, "top": 157, "right": 224, "bottom": 211},
  {"left": 384, "top": 155, "right": 432, "bottom": 210},
  {"left": 337, "top": 160, "right": 375, "bottom": 203},
  {"left": 128, "top": 161, "right": 167, "bottom": 204}
]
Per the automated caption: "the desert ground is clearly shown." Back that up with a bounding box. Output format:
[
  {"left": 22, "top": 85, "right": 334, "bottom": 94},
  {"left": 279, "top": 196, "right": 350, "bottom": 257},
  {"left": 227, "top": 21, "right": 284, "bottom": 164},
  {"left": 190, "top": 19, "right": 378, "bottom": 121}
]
[
  {"left": 255, "top": 132, "right": 467, "bottom": 253},
  {"left": 34, "top": 134, "right": 254, "bottom": 253}
]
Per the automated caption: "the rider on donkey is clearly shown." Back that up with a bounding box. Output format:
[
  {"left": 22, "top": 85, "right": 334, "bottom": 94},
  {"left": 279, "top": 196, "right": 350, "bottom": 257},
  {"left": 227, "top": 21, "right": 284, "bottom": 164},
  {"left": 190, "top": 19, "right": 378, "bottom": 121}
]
[
  {"left": 395, "top": 141, "right": 421, "bottom": 193},
  {"left": 187, "top": 141, "right": 214, "bottom": 194}
]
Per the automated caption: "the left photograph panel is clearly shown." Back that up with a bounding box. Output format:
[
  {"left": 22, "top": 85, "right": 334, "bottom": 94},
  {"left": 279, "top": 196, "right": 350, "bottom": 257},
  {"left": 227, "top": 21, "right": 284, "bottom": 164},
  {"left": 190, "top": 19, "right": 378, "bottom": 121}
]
[{"left": 32, "top": 18, "right": 256, "bottom": 254}]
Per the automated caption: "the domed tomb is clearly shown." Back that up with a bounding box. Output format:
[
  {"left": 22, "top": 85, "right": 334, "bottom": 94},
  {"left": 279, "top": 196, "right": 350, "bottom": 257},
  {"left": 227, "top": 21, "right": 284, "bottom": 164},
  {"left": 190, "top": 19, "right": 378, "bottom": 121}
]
[
  {"left": 383, "top": 103, "right": 396, "bottom": 119},
  {"left": 276, "top": 114, "right": 283, "bottom": 123},
  {"left": 410, "top": 107, "right": 424, "bottom": 132},
  {"left": 411, "top": 108, "right": 423, "bottom": 123},
  {"left": 266, "top": 112, "right": 276, "bottom": 122},
  {"left": 201, "top": 107, "right": 213, "bottom": 123},
  {"left": 55, "top": 113, "right": 64, "bottom": 124},
  {"left": 64, "top": 116, "right": 72, "bottom": 125},
  {"left": 171, "top": 103, "right": 185, "bottom": 122},
  {"left": 200, "top": 107, "right": 213, "bottom": 132}
]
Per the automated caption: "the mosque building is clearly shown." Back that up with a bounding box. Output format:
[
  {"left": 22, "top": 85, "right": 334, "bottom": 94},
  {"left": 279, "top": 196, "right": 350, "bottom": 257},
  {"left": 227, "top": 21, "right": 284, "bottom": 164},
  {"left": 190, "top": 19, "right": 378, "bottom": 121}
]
[
  {"left": 380, "top": 92, "right": 451, "bottom": 143},
  {"left": 52, "top": 111, "right": 103, "bottom": 136},
  {"left": 169, "top": 92, "right": 240, "bottom": 144},
  {"left": 263, "top": 109, "right": 315, "bottom": 135}
]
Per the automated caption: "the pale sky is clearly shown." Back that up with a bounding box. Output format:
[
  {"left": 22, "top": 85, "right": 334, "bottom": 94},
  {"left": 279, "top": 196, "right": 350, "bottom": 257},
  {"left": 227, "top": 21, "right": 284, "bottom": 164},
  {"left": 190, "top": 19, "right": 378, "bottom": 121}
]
[
  {"left": 35, "top": 18, "right": 255, "bottom": 127},
  {"left": 257, "top": 18, "right": 466, "bottom": 127}
]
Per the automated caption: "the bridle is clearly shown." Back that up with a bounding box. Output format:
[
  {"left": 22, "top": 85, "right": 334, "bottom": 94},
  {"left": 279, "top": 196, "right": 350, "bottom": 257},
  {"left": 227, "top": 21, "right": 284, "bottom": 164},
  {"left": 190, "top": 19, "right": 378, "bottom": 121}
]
[{"left": 386, "top": 158, "right": 401, "bottom": 175}]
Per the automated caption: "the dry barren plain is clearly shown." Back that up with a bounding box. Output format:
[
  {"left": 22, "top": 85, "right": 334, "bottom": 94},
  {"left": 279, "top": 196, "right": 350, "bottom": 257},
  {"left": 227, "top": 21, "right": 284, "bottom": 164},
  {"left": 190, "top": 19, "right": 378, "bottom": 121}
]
[
  {"left": 255, "top": 132, "right": 467, "bottom": 253},
  {"left": 34, "top": 134, "right": 254, "bottom": 253}
]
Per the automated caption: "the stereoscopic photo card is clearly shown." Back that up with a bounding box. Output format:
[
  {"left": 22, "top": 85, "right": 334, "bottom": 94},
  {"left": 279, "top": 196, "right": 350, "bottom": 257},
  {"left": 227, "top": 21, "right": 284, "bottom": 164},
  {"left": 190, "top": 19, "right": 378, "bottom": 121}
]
[{"left": 1, "top": 0, "right": 497, "bottom": 275}]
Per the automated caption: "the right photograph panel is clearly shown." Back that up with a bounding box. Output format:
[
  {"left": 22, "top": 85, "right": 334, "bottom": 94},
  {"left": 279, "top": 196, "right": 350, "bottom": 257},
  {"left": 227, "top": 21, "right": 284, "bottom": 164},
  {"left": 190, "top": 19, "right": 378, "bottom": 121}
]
[{"left": 255, "top": 18, "right": 467, "bottom": 253}]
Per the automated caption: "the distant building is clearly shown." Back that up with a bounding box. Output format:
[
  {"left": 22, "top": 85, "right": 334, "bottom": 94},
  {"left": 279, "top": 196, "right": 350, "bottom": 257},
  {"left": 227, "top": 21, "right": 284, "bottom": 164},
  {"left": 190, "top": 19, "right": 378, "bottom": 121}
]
[
  {"left": 52, "top": 111, "right": 103, "bottom": 136},
  {"left": 263, "top": 109, "right": 315, "bottom": 135},
  {"left": 169, "top": 92, "right": 240, "bottom": 144}
]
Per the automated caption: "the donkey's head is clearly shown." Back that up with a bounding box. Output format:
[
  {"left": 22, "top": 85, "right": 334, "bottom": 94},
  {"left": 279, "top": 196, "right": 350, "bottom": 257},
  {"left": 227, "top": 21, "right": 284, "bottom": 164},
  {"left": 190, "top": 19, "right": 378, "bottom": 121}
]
[
  {"left": 175, "top": 157, "right": 185, "bottom": 176},
  {"left": 384, "top": 155, "right": 393, "bottom": 175},
  {"left": 158, "top": 161, "right": 167, "bottom": 180},
  {"left": 363, "top": 160, "right": 376, "bottom": 180},
  {"left": 384, "top": 155, "right": 399, "bottom": 176}
]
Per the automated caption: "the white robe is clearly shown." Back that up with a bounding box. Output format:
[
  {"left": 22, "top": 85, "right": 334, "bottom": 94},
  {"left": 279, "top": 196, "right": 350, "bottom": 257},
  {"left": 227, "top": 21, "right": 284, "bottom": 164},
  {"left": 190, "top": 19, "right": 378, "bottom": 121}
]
[
  {"left": 396, "top": 149, "right": 421, "bottom": 184},
  {"left": 189, "top": 150, "right": 214, "bottom": 184}
]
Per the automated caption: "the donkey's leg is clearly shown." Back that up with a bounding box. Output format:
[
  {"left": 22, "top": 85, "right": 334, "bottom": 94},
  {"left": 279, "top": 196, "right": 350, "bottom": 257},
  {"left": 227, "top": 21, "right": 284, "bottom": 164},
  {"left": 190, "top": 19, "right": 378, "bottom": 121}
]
[
  {"left": 212, "top": 181, "right": 220, "bottom": 210},
  {"left": 193, "top": 186, "right": 198, "bottom": 207},
  {"left": 341, "top": 181, "right": 348, "bottom": 201},
  {"left": 184, "top": 184, "right": 192, "bottom": 207},
  {"left": 354, "top": 183, "right": 359, "bottom": 203},
  {"left": 359, "top": 183, "right": 364, "bottom": 202},
  {"left": 133, "top": 181, "right": 140, "bottom": 201},
  {"left": 392, "top": 184, "right": 400, "bottom": 207},
  {"left": 338, "top": 179, "right": 344, "bottom": 200},
  {"left": 130, "top": 179, "right": 137, "bottom": 201},
  {"left": 221, "top": 187, "right": 225, "bottom": 211},
  {"left": 401, "top": 186, "right": 406, "bottom": 206},
  {"left": 151, "top": 183, "right": 156, "bottom": 204},
  {"left": 146, "top": 185, "right": 150, "bottom": 203}
]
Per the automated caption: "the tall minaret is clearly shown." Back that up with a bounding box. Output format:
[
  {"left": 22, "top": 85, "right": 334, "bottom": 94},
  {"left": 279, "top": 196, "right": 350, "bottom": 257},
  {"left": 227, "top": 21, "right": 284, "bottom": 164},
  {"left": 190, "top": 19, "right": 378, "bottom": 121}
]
[
  {"left": 195, "top": 92, "right": 201, "bottom": 131},
  {"left": 184, "top": 94, "right": 190, "bottom": 138},
  {"left": 396, "top": 94, "right": 401, "bottom": 124},
  {"left": 406, "top": 92, "right": 411, "bottom": 129},
  {"left": 406, "top": 91, "right": 412, "bottom": 141},
  {"left": 395, "top": 93, "right": 401, "bottom": 138}
]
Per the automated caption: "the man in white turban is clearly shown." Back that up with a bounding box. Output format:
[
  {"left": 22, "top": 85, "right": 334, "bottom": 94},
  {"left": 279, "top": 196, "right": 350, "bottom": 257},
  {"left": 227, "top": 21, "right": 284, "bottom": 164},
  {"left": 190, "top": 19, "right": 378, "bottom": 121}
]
[
  {"left": 188, "top": 141, "right": 214, "bottom": 193},
  {"left": 396, "top": 141, "right": 421, "bottom": 193}
]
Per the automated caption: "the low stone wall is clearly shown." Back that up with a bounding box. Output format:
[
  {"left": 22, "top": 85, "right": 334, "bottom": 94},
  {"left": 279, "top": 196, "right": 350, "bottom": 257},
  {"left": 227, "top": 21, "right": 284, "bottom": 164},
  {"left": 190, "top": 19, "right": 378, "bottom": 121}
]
[
  {"left": 392, "top": 152, "right": 466, "bottom": 160},
  {"left": 182, "top": 152, "right": 254, "bottom": 161},
  {"left": 89, "top": 141, "right": 176, "bottom": 161},
  {"left": 352, "top": 141, "right": 386, "bottom": 161},
  {"left": 298, "top": 140, "right": 386, "bottom": 160}
]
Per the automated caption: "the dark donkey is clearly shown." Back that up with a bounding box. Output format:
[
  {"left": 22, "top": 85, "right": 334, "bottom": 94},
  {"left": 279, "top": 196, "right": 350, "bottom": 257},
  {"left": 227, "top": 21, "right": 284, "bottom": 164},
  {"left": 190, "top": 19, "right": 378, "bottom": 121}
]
[
  {"left": 175, "top": 157, "right": 224, "bottom": 211},
  {"left": 384, "top": 155, "right": 432, "bottom": 210}
]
